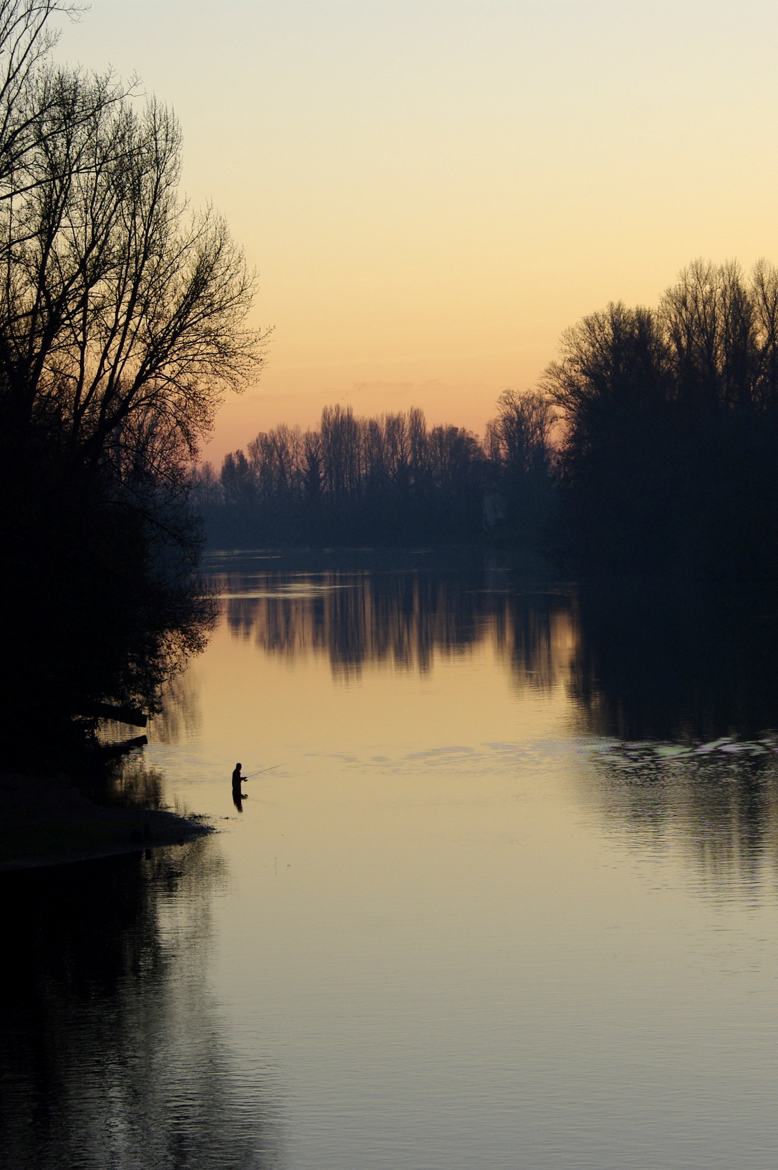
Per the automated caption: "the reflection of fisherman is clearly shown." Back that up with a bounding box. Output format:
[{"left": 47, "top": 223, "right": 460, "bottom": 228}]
[{"left": 231, "top": 761, "right": 246, "bottom": 813}]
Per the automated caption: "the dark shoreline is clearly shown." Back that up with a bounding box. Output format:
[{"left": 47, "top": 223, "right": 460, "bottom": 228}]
[{"left": 0, "top": 770, "right": 213, "bottom": 872}]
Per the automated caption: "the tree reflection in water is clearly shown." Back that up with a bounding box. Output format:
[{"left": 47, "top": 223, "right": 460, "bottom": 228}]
[
  {"left": 583, "top": 746, "right": 778, "bottom": 893},
  {"left": 215, "top": 560, "right": 778, "bottom": 740},
  {"left": 0, "top": 841, "right": 283, "bottom": 1170},
  {"left": 570, "top": 585, "right": 778, "bottom": 892},
  {"left": 219, "top": 559, "right": 571, "bottom": 688},
  {"left": 571, "top": 585, "right": 778, "bottom": 744},
  {"left": 9, "top": 564, "right": 778, "bottom": 1163},
  {"left": 214, "top": 557, "right": 778, "bottom": 890}
]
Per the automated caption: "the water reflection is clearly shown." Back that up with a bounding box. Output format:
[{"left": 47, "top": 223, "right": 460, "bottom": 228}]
[
  {"left": 583, "top": 744, "right": 778, "bottom": 893},
  {"left": 204, "top": 557, "right": 778, "bottom": 893},
  {"left": 7, "top": 561, "right": 778, "bottom": 1168},
  {"left": 572, "top": 585, "right": 778, "bottom": 742},
  {"left": 0, "top": 842, "right": 283, "bottom": 1170},
  {"left": 211, "top": 562, "right": 778, "bottom": 743},
  {"left": 571, "top": 586, "right": 778, "bottom": 892},
  {"left": 493, "top": 587, "right": 574, "bottom": 691},
  {"left": 216, "top": 559, "right": 572, "bottom": 688},
  {"left": 154, "top": 671, "right": 203, "bottom": 745}
]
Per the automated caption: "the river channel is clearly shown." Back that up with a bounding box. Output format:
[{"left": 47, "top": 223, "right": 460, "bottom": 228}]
[{"left": 3, "top": 552, "right": 778, "bottom": 1169}]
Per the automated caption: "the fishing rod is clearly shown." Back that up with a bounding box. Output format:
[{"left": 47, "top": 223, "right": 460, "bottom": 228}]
[{"left": 241, "top": 765, "right": 278, "bottom": 780}]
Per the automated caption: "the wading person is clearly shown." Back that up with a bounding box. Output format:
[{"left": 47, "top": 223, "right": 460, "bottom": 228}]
[{"left": 231, "top": 762, "right": 246, "bottom": 812}]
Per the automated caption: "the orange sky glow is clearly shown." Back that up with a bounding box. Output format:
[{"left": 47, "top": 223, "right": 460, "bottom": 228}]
[{"left": 54, "top": 0, "right": 778, "bottom": 467}]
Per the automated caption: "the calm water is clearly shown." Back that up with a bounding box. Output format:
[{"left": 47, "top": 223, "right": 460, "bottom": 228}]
[{"left": 4, "top": 553, "right": 778, "bottom": 1169}]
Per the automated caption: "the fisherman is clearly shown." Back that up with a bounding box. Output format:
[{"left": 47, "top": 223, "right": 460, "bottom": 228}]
[{"left": 231, "top": 761, "right": 246, "bottom": 813}]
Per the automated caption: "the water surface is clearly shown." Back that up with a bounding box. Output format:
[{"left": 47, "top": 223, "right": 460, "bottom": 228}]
[{"left": 4, "top": 554, "right": 778, "bottom": 1169}]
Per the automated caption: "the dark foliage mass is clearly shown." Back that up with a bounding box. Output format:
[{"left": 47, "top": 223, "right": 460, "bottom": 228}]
[
  {"left": 194, "top": 393, "right": 557, "bottom": 549},
  {"left": 0, "top": 2, "right": 261, "bottom": 751},
  {"left": 546, "top": 260, "right": 778, "bottom": 579}
]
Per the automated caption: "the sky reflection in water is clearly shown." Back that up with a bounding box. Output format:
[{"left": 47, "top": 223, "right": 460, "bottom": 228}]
[{"left": 4, "top": 557, "right": 778, "bottom": 1169}]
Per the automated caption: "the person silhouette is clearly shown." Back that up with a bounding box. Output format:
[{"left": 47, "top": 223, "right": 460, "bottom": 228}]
[{"left": 231, "top": 762, "right": 247, "bottom": 812}]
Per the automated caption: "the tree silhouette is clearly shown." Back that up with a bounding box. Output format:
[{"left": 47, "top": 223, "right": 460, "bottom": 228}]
[
  {"left": 545, "top": 261, "right": 778, "bottom": 578},
  {"left": 0, "top": 0, "right": 263, "bottom": 750},
  {"left": 485, "top": 389, "right": 557, "bottom": 545},
  {"left": 201, "top": 406, "right": 489, "bottom": 547}
]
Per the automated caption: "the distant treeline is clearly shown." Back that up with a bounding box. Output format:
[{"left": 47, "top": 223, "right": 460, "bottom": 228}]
[
  {"left": 196, "top": 259, "right": 778, "bottom": 581},
  {"left": 193, "top": 394, "right": 556, "bottom": 547}
]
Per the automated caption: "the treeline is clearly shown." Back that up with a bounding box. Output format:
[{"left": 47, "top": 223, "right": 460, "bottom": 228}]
[
  {"left": 198, "top": 258, "right": 778, "bottom": 582},
  {"left": 193, "top": 393, "right": 556, "bottom": 547},
  {"left": 547, "top": 260, "right": 778, "bottom": 579}
]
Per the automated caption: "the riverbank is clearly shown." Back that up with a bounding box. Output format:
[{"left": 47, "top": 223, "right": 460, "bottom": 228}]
[{"left": 0, "top": 770, "right": 212, "bottom": 871}]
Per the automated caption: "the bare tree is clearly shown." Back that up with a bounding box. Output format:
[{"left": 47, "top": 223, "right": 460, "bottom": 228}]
[
  {"left": 486, "top": 389, "right": 556, "bottom": 477},
  {"left": 0, "top": 1, "right": 80, "bottom": 187},
  {"left": 752, "top": 259, "right": 778, "bottom": 406},
  {"left": 0, "top": 85, "right": 263, "bottom": 479},
  {"left": 0, "top": 0, "right": 266, "bottom": 733}
]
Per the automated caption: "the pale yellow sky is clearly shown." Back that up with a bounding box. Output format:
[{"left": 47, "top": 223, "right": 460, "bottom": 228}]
[{"left": 55, "top": 0, "right": 778, "bottom": 465}]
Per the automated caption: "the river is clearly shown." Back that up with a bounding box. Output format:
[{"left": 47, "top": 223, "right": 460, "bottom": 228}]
[{"left": 3, "top": 551, "right": 778, "bottom": 1169}]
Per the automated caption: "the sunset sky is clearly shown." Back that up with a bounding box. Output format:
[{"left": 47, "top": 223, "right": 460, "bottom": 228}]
[{"left": 56, "top": 0, "right": 778, "bottom": 466}]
